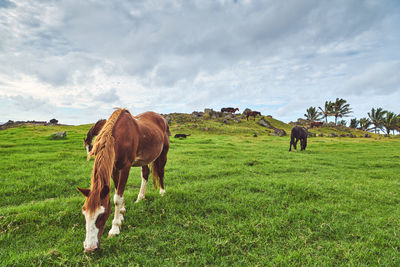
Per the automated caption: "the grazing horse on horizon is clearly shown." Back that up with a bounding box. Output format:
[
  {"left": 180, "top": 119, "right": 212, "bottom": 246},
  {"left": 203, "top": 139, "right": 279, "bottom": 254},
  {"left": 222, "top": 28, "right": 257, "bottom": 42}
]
[
  {"left": 83, "top": 119, "right": 106, "bottom": 154},
  {"left": 77, "top": 109, "right": 170, "bottom": 252},
  {"left": 174, "top": 133, "right": 191, "bottom": 138},
  {"left": 289, "top": 126, "right": 308, "bottom": 152},
  {"left": 246, "top": 111, "right": 261, "bottom": 120},
  {"left": 310, "top": 121, "right": 323, "bottom": 128},
  {"left": 221, "top": 107, "right": 239, "bottom": 113}
]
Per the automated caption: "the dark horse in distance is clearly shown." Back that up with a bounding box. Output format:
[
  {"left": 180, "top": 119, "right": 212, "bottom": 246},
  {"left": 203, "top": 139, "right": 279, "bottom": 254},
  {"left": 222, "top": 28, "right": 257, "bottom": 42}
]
[
  {"left": 84, "top": 119, "right": 106, "bottom": 154},
  {"left": 77, "top": 109, "right": 170, "bottom": 252},
  {"left": 289, "top": 126, "right": 308, "bottom": 152},
  {"left": 221, "top": 107, "right": 239, "bottom": 113}
]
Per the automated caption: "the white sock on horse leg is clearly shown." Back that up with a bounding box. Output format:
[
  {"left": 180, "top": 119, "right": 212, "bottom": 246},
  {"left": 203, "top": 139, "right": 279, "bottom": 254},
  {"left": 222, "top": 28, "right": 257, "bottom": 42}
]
[
  {"left": 160, "top": 188, "right": 165, "bottom": 196},
  {"left": 108, "top": 194, "right": 124, "bottom": 236},
  {"left": 136, "top": 177, "right": 147, "bottom": 203}
]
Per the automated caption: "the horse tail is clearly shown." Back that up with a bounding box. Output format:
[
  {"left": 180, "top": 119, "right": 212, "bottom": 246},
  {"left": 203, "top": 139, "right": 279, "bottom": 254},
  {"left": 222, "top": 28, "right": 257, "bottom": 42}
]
[
  {"left": 150, "top": 161, "right": 160, "bottom": 190},
  {"left": 85, "top": 109, "right": 125, "bottom": 210}
]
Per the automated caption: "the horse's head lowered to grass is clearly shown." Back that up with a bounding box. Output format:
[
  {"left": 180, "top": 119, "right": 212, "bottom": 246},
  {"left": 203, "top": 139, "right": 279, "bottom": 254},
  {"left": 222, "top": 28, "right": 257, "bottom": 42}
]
[{"left": 77, "top": 185, "right": 111, "bottom": 252}]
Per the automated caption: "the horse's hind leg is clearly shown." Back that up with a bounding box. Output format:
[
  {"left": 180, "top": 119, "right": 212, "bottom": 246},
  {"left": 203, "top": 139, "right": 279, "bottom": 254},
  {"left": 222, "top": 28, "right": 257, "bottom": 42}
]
[
  {"left": 135, "top": 165, "right": 149, "bottom": 203},
  {"left": 293, "top": 138, "right": 298, "bottom": 152},
  {"left": 155, "top": 146, "right": 169, "bottom": 196},
  {"left": 109, "top": 166, "right": 131, "bottom": 236}
]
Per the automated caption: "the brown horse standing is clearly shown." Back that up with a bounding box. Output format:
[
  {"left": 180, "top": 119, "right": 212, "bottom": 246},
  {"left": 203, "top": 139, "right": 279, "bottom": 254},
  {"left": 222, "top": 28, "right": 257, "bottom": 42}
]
[
  {"left": 221, "top": 107, "right": 239, "bottom": 113},
  {"left": 246, "top": 111, "right": 261, "bottom": 120},
  {"left": 83, "top": 119, "right": 106, "bottom": 154},
  {"left": 77, "top": 109, "right": 170, "bottom": 252}
]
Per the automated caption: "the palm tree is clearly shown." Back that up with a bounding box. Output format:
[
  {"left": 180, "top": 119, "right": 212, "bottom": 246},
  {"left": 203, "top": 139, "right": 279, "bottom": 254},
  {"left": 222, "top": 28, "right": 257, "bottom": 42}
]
[
  {"left": 396, "top": 115, "right": 400, "bottom": 134},
  {"left": 332, "top": 98, "right": 352, "bottom": 125},
  {"left": 304, "top": 106, "right": 321, "bottom": 122},
  {"left": 350, "top": 118, "right": 359, "bottom": 129},
  {"left": 338, "top": 120, "right": 347, "bottom": 126},
  {"left": 358, "top": 118, "right": 372, "bottom": 131},
  {"left": 367, "top": 108, "right": 385, "bottom": 133},
  {"left": 381, "top": 111, "right": 399, "bottom": 135},
  {"left": 318, "top": 101, "right": 333, "bottom": 123}
]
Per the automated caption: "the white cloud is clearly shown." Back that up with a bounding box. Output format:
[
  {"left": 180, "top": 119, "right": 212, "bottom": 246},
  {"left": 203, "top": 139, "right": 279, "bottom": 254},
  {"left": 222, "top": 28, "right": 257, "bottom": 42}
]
[{"left": 0, "top": 0, "right": 399, "bottom": 124}]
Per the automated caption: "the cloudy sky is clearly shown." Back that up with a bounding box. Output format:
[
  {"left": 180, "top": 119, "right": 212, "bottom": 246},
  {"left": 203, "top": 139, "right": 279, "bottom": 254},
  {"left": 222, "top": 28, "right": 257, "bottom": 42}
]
[{"left": 0, "top": 0, "right": 399, "bottom": 125}]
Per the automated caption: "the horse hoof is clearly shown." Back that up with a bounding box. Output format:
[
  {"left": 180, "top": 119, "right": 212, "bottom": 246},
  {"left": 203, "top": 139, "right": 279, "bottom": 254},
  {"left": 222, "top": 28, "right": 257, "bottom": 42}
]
[
  {"left": 108, "top": 228, "right": 120, "bottom": 237},
  {"left": 160, "top": 189, "right": 166, "bottom": 196}
]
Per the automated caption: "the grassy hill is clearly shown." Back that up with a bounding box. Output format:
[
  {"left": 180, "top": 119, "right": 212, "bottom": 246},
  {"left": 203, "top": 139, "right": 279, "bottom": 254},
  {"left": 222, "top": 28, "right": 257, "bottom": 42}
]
[
  {"left": 168, "top": 113, "right": 381, "bottom": 138},
  {"left": 0, "top": 116, "right": 399, "bottom": 265}
]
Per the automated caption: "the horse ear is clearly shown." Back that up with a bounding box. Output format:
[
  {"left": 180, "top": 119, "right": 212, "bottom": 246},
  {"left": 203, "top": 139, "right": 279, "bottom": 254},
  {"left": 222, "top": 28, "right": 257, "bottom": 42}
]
[
  {"left": 100, "top": 185, "right": 110, "bottom": 199},
  {"left": 77, "top": 187, "right": 90, "bottom": 197}
]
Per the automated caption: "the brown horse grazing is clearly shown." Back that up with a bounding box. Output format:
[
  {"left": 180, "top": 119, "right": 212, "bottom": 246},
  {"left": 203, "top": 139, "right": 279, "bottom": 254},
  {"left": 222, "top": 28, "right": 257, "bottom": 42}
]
[
  {"left": 246, "top": 111, "right": 261, "bottom": 120},
  {"left": 310, "top": 121, "right": 323, "bottom": 128},
  {"left": 83, "top": 119, "right": 106, "bottom": 154},
  {"left": 221, "top": 107, "right": 239, "bottom": 113},
  {"left": 77, "top": 109, "right": 170, "bottom": 252},
  {"left": 289, "top": 126, "right": 308, "bottom": 152}
]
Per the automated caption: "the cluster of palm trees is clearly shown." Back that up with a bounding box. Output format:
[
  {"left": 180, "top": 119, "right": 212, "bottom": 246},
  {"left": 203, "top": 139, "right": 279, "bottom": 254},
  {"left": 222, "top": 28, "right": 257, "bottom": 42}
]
[
  {"left": 350, "top": 108, "right": 399, "bottom": 135},
  {"left": 304, "top": 98, "right": 352, "bottom": 125},
  {"left": 304, "top": 99, "right": 399, "bottom": 135}
]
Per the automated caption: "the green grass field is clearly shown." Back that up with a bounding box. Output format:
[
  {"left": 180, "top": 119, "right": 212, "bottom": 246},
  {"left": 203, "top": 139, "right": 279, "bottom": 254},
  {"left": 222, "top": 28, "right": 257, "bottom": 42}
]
[{"left": 1, "top": 120, "right": 400, "bottom": 266}]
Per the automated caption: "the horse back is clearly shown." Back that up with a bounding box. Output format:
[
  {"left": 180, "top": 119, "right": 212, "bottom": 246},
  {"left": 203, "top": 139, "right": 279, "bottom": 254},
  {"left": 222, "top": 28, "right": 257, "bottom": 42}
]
[
  {"left": 132, "top": 112, "right": 169, "bottom": 166},
  {"left": 291, "top": 126, "right": 307, "bottom": 139}
]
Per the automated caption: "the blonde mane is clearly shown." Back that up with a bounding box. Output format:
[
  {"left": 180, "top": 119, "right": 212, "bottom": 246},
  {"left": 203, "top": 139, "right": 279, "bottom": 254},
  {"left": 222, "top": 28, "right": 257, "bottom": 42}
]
[{"left": 85, "top": 108, "right": 127, "bottom": 213}]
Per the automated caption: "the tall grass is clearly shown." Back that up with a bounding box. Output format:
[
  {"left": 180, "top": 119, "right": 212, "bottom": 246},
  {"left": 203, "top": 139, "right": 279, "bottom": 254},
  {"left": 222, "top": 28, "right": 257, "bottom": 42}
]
[{"left": 0, "top": 124, "right": 399, "bottom": 265}]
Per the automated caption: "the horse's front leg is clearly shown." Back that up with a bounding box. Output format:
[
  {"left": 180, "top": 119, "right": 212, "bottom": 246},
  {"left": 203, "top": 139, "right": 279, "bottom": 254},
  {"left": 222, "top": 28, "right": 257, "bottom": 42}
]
[
  {"left": 109, "top": 166, "right": 130, "bottom": 237},
  {"left": 136, "top": 165, "right": 149, "bottom": 203}
]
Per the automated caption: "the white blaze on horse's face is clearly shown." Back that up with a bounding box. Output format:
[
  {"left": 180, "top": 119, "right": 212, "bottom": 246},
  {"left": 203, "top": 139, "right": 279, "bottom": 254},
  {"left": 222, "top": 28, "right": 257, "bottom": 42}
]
[
  {"left": 82, "top": 206, "right": 105, "bottom": 252},
  {"left": 85, "top": 145, "right": 90, "bottom": 155}
]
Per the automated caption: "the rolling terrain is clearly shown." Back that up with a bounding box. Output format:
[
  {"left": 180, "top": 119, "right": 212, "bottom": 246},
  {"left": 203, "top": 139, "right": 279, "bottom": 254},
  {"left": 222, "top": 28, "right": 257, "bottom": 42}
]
[{"left": 0, "top": 115, "right": 399, "bottom": 265}]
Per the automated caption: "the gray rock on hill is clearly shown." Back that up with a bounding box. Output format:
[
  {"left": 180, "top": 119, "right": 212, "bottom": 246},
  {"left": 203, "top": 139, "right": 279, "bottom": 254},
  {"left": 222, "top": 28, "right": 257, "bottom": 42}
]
[
  {"left": 50, "top": 131, "right": 67, "bottom": 140},
  {"left": 257, "top": 117, "right": 286, "bottom": 136}
]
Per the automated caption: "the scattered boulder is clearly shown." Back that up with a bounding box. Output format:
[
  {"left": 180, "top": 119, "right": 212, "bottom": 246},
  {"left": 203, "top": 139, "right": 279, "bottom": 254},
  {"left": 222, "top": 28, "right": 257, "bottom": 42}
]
[
  {"left": 257, "top": 117, "right": 274, "bottom": 129},
  {"left": 204, "top": 108, "right": 223, "bottom": 119},
  {"left": 363, "top": 133, "right": 370, "bottom": 138},
  {"left": 258, "top": 117, "right": 286, "bottom": 136},
  {"left": 165, "top": 115, "right": 173, "bottom": 125},
  {"left": 272, "top": 128, "right": 286, "bottom": 137},
  {"left": 222, "top": 117, "right": 231, "bottom": 124},
  {"left": 191, "top": 111, "right": 204, "bottom": 118},
  {"left": 222, "top": 113, "right": 241, "bottom": 124},
  {"left": 318, "top": 133, "right": 324, "bottom": 137},
  {"left": 50, "top": 131, "right": 66, "bottom": 140},
  {"left": 232, "top": 117, "right": 240, "bottom": 123},
  {"left": 328, "top": 132, "right": 338, "bottom": 137},
  {"left": 308, "top": 132, "right": 316, "bottom": 137}
]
